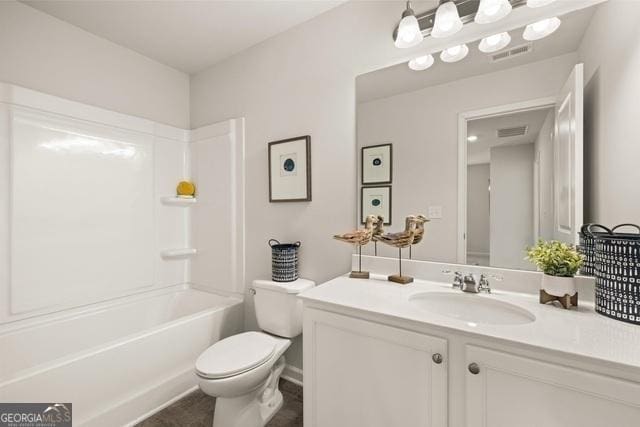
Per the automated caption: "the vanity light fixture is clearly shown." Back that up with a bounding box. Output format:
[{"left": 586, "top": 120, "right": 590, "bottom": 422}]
[
  {"left": 432, "top": 0, "right": 463, "bottom": 38},
  {"left": 440, "top": 44, "right": 469, "bottom": 63},
  {"left": 526, "top": 0, "right": 556, "bottom": 8},
  {"left": 467, "top": 135, "right": 478, "bottom": 142},
  {"left": 523, "top": 16, "right": 561, "bottom": 41},
  {"left": 408, "top": 54, "right": 435, "bottom": 71},
  {"left": 475, "top": 0, "right": 512, "bottom": 24},
  {"left": 394, "top": 1, "right": 424, "bottom": 48},
  {"left": 479, "top": 32, "right": 511, "bottom": 53}
]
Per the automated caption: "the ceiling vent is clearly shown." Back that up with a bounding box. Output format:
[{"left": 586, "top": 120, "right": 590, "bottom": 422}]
[
  {"left": 489, "top": 43, "right": 533, "bottom": 63},
  {"left": 497, "top": 125, "right": 529, "bottom": 138}
]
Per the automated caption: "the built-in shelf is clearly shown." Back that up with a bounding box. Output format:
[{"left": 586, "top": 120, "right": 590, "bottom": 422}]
[
  {"left": 160, "top": 196, "right": 197, "bottom": 206},
  {"left": 161, "top": 248, "right": 197, "bottom": 259}
]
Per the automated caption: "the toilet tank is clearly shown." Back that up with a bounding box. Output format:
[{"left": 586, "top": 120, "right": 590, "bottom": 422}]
[{"left": 252, "top": 279, "right": 315, "bottom": 338}]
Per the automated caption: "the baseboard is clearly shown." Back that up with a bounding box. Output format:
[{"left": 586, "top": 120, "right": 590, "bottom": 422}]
[{"left": 282, "top": 364, "right": 303, "bottom": 387}]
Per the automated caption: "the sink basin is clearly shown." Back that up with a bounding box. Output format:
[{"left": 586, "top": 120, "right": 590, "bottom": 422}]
[{"left": 408, "top": 292, "right": 535, "bottom": 325}]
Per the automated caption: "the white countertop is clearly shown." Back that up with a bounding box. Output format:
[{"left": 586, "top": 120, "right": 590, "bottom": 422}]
[{"left": 299, "top": 274, "right": 640, "bottom": 371}]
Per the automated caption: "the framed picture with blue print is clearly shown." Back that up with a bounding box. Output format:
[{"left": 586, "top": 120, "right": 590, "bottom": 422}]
[
  {"left": 361, "top": 143, "right": 392, "bottom": 185},
  {"left": 268, "top": 135, "right": 311, "bottom": 202},
  {"left": 361, "top": 185, "right": 391, "bottom": 225}
]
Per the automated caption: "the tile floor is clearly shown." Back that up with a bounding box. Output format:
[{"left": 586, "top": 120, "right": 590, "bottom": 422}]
[{"left": 136, "top": 379, "right": 303, "bottom": 427}]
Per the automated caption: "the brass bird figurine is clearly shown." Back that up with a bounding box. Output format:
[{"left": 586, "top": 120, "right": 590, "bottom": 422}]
[
  {"left": 409, "top": 214, "right": 430, "bottom": 259},
  {"left": 333, "top": 214, "right": 379, "bottom": 279},
  {"left": 377, "top": 215, "right": 418, "bottom": 284},
  {"left": 371, "top": 215, "right": 385, "bottom": 256},
  {"left": 333, "top": 214, "right": 378, "bottom": 246},
  {"left": 377, "top": 215, "right": 418, "bottom": 248}
]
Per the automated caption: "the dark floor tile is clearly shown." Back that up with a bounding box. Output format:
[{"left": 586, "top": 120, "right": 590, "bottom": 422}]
[{"left": 136, "top": 379, "right": 302, "bottom": 427}]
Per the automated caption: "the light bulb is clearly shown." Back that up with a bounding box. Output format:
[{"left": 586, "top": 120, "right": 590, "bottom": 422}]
[
  {"left": 467, "top": 135, "right": 478, "bottom": 142},
  {"left": 527, "top": 0, "right": 556, "bottom": 8},
  {"left": 479, "top": 32, "right": 511, "bottom": 53},
  {"left": 440, "top": 44, "right": 469, "bottom": 63},
  {"left": 523, "top": 17, "right": 561, "bottom": 41},
  {"left": 432, "top": 1, "right": 463, "bottom": 38},
  {"left": 408, "top": 54, "right": 435, "bottom": 71},
  {"left": 475, "top": 0, "right": 512, "bottom": 24},
  {"left": 394, "top": 2, "right": 424, "bottom": 48}
]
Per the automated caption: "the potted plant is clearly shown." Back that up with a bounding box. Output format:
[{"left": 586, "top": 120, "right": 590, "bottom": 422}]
[{"left": 526, "top": 240, "right": 584, "bottom": 299}]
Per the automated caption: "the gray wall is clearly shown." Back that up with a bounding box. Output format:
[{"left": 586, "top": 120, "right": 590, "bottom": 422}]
[
  {"left": 490, "top": 143, "right": 535, "bottom": 270},
  {"left": 467, "top": 164, "right": 490, "bottom": 256},
  {"left": 190, "top": 1, "right": 408, "bottom": 370},
  {"left": 579, "top": 0, "right": 640, "bottom": 226},
  {"left": 0, "top": 2, "right": 190, "bottom": 128}
]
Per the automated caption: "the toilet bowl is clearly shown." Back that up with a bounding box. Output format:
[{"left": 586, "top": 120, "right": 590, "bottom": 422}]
[{"left": 196, "top": 278, "right": 314, "bottom": 427}]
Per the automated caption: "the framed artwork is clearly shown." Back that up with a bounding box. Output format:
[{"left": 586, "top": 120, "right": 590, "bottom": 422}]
[
  {"left": 361, "top": 143, "right": 392, "bottom": 185},
  {"left": 268, "top": 136, "right": 311, "bottom": 202},
  {"left": 361, "top": 185, "right": 392, "bottom": 225}
]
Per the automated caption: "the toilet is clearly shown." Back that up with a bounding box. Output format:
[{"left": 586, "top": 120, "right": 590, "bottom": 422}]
[{"left": 196, "top": 278, "right": 314, "bottom": 427}]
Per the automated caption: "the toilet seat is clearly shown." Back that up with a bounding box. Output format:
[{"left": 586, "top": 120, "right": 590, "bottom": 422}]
[{"left": 196, "top": 331, "right": 276, "bottom": 379}]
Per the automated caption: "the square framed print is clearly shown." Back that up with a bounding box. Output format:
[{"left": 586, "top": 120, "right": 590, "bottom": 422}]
[
  {"left": 361, "top": 143, "right": 392, "bottom": 185},
  {"left": 268, "top": 136, "right": 311, "bottom": 202},
  {"left": 361, "top": 185, "right": 391, "bottom": 225}
]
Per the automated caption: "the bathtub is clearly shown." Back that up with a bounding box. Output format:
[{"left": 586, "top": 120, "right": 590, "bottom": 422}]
[{"left": 0, "top": 284, "right": 243, "bottom": 426}]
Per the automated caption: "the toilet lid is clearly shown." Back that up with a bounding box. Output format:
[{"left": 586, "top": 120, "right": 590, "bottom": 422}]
[{"left": 196, "top": 331, "right": 276, "bottom": 379}]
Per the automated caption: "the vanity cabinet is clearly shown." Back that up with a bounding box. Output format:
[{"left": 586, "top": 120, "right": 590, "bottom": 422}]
[
  {"left": 303, "top": 308, "right": 448, "bottom": 427},
  {"left": 303, "top": 306, "right": 640, "bottom": 427},
  {"left": 465, "top": 345, "right": 640, "bottom": 427}
]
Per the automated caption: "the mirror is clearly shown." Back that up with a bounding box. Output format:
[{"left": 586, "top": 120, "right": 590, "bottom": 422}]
[{"left": 356, "top": 5, "right": 601, "bottom": 271}]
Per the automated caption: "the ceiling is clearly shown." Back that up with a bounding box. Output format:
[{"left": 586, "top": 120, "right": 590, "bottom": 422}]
[
  {"left": 357, "top": 5, "right": 596, "bottom": 103},
  {"left": 22, "top": 0, "right": 347, "bottom": 74},
  {"left": 467, "top": 107, "right": 553, "bottom": 165}
]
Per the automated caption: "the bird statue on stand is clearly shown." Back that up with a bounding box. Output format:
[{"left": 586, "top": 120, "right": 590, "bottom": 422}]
[
  {"left": 371, "top": 215, "right": 385, "bottom": 256},
  {"left": 377, "top": 215, "right": 418, "bottom": 284},
  {"left": 409, "top": 214, "right": 430, "bottom": 259},
  {"left": 333, "top": 214, "right": 379, "bottom": 278}
]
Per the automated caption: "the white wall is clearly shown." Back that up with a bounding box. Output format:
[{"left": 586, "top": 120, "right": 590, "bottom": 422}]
[
  {"left": 534, "top": 109, "right": 555, "bottom": 240},
  {"left": 467, "top": 164, "right": 490, "bottom": 257},
  {"left": 190, "top": 1, "right": 417, "bottom": 370},
  {"left": 490, "top": 143, "right": 535, "bottom": 270},
  {"left": 357, "top": 53, "right": 578, "bottom": 262},
  {"left": 579, "top": 0, "right": 640, "bottom": 226},
  {"left": 0, "top": 1, "right": 189, "bottom": 128}
]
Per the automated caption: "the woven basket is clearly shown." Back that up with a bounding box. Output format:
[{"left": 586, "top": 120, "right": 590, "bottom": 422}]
[
  {"left": 269, "top": 239, "right": 300, "bottom": 283},
  {"left": 587, "top": 224, "right": 640, "bottom": 325},
  {"left": 579, "top": 224, "right": 612, "bottom": 276}
]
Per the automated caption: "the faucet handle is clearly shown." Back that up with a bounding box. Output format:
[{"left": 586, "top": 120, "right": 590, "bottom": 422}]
[
  {"left": 442, "top": 269, "right": 463, "bottom": 289},
  {"left": 479, "top": 274, "right": 492, "bottom": 293}
]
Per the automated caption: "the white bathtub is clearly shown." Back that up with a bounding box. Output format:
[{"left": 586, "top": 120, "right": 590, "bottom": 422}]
[{"left": 0, "top": 285, "right": 243, "bottom": 426}]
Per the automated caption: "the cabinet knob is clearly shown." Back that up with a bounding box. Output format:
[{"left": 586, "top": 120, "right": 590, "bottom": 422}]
[
  {"left": 468, "top": 362, "right": 480, "bottom": 375},
  {"left": 432, "top": 353, "right": 443, "bottom": 364}
]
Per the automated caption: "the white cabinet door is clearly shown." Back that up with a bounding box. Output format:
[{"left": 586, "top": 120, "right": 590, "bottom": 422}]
[
  {"left": 304, "top": 308, "right": 448, "bottom": 427},
  {"left": 465, "top": 345, "right": 640, "bottom": 427}
]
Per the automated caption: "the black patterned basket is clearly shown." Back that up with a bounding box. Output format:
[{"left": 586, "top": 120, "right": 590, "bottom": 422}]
[
  {"left": 579, "top": 224, "right": 612, "bottom": 276},
  {"left": 588, "top": 224, "right": 640, "bottom": 325},
  {"left": 269, "top": 239, "right": 300, "bottom": 282}
]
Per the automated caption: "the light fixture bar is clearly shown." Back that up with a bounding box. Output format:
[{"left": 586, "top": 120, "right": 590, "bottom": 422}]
[{"left": 392, "top": 0, "right": 527, "bottom": 40}]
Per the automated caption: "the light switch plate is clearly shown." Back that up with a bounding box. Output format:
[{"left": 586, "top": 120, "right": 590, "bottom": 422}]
[{"left": 428, "top": 206, "right": 443, "bottom": 219}]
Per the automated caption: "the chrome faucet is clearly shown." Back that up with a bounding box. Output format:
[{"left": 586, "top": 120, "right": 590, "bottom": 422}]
[
  {"left": 462, "top": 274, "right": 491, "bottom": 294},
  {"left": 443, "top": 269, "right": 493, "bottom": 294},
  {"left": 442, "top": 270, "right": 464, "bottom": 290}
]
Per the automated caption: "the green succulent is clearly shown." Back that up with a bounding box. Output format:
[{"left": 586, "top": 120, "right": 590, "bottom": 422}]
[{"left": 525, "top": 240, "right": 583, "bottom": 277}]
